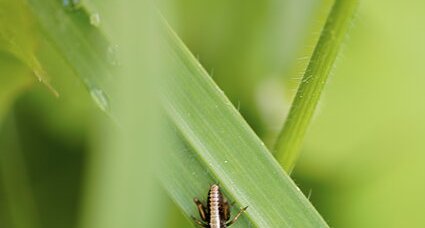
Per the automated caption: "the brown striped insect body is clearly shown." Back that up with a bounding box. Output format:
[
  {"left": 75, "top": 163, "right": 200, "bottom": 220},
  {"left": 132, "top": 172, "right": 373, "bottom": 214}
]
[{"left": 192, "top": 184, "right": 248, "bottom": 227}]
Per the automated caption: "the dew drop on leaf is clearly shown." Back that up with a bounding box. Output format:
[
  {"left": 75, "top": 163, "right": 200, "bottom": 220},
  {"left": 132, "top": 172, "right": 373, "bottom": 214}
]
[
  {"left": 107, "top": 44, "right": 120, "bottom": 66},
  {"left": 90, "top": 88, "right": 110, "bottom": 112},
  {"left": 90, "top": 13, "right": 101, "bottom": 27},
  {"left": 62, "top": 0, "right": 80, "bottom": 9}
]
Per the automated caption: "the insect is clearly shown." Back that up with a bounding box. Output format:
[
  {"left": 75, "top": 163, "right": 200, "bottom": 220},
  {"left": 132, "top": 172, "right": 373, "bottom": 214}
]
[{"left": 192, "top": 184, "right": 248, "bottom": 227}]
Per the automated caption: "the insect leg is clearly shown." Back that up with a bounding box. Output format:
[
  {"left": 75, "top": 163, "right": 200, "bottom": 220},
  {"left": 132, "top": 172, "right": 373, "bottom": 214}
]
[
  {"left": 193, "top": 198, "right": 208, "bottom": 221},
  {"left": 191, "top": 216, "right": 209, "bottom": 227},
  {"left": 222, "top": 199, "right": 231, "bottom": 221},
  {"left": 225, "top": 206, "right": 248, "bottom": 227}
]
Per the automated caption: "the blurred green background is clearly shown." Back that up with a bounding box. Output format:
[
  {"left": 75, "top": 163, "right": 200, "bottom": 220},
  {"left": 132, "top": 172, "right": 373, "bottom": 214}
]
[{"left": 1, "top": 0, "right": 425, "bottom": 227}]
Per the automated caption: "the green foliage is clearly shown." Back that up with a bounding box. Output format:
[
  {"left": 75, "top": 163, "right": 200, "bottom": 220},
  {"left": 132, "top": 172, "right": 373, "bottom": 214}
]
[
  {"left": 0, "top": 0, "right": 56, "bottom": 95},
  {"left": 274, "top": 0, "right": 358, "bottom": 173},
  {"left": 160, "top": 24, "right": 328, "bottom": 227},
  {"left": 0, "top": 53, "right": 33, "bottom": 121},
  {"left": 0, "top": 0, "right": 365, "bottom": 227},
  {"left": 0, "top": 55, "right": 36, "bottom": 228}
]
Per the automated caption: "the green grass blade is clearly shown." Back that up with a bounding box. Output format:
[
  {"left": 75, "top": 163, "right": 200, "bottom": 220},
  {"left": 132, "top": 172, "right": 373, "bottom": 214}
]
[
  {"left": 78, "top": 1, "right": 167, "bottom": 227},
  {"left": 25, "top": 0, "right": 329, "bottom": 226},
  {"left": 159, "top": 24, "right": 328, "bottom": 227},
  {"left": 0, "top": 0, "right": 56, "bottom": 95},
  {"left": 0, "top": 53, "right": 33, "bottom": 121},
  {"left": 0, "top": 54, "right": 37, "bottom": 228},
  {"left": 26, "top": 1, "right": 168, "bottom": 228},
  {"left": 274, "top": 0, "right": 358, "bottom": 173},
  {"left": 25, "top": 0, "right": 114, "bottom": 112}
]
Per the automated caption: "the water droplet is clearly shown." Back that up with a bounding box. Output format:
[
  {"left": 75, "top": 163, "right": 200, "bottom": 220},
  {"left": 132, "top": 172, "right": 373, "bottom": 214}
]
[
  {"left": 224, "top": 160, "right": 228, "bottom": 164},
  {"left": 34, "top": 71, "right": 42, "bottom": 82},
  {"left": 62, "top": 0, "right": 70, "bottom": 6},
  {"left": 63, "top": 0, "right": 80, "bottom": 9},
  {"left": 90, "top": 88, "right": 110, "bottom": 112},
  {"left": 107, "top": 44, "right": 120, "bottom": 66},
  {"left": 90, "top": 13, "right": 101, "bottom": 27}
]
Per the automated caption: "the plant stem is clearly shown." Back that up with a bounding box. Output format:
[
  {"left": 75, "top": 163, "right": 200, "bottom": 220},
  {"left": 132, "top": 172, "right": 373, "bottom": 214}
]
[{"left": 274, "top": 0, "right": 358, "bottom": 173}]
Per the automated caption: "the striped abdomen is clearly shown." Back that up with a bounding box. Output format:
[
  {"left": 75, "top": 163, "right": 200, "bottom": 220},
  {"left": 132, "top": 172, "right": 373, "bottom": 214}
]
[{"left": 208, "top": 184, "right": 224, "bottom": 228}]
